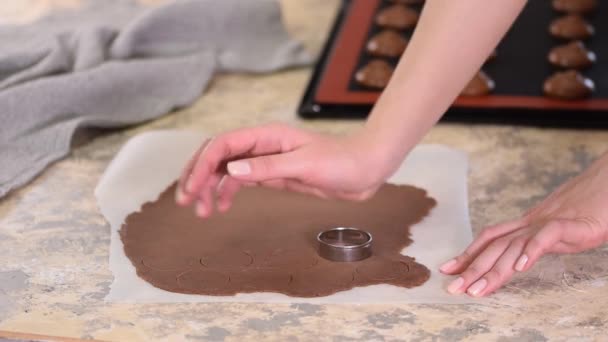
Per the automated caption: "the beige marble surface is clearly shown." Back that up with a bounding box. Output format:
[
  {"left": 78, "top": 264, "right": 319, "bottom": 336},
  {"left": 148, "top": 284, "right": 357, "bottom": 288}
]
[{"left": 1, "top": 1, "right": 608, "bottom": 341}]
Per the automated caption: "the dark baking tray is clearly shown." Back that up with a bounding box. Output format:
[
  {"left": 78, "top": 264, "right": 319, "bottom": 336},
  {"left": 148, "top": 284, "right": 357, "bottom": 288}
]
[{"left": 298, "top": 0, "right": 608, "bottom": 127}]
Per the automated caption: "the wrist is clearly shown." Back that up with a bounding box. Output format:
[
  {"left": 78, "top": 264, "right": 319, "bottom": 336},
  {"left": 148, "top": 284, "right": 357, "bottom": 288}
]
[{"left": 348, "top": 127, "right": 408, "bottom": 183}]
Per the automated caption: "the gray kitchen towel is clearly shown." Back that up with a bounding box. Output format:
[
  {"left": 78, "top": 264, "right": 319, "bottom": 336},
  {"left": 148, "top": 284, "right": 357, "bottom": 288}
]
[{"left": 0, "top": 0, "right": 311, "bottom": 198}]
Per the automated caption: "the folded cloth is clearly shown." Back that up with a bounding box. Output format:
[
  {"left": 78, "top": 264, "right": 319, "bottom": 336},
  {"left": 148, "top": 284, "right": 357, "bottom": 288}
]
[{"left": 0, "top": 0, "right": 311, "bottom": 198}]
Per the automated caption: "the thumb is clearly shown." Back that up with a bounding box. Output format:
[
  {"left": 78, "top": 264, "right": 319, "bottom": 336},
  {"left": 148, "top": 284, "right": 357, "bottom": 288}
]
[{"left": 226, "top": 152, "right": 303, "bottom": 182}]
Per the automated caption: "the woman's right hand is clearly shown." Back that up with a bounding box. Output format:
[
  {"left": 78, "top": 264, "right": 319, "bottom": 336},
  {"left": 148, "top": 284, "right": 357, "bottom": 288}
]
[{"left": 175, "top": 123, "right": 395, "bottom": 217}]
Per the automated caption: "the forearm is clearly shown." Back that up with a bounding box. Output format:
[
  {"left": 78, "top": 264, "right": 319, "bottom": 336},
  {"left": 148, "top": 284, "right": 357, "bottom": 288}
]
[{"left": 361, "top": 0, "right": 527, "bottom": 174}]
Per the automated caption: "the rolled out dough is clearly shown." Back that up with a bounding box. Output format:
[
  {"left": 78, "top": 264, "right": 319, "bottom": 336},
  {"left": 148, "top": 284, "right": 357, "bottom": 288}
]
[{"left": 120, "top": 182, "right": 436, "bottom": 297}]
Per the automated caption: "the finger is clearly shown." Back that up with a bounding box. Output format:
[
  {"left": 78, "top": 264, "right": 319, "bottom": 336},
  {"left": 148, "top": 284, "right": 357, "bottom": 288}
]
[
  {"left": 185, "top": 124, "right": 310, "bottom": 197},
  {"left": 216, "top": 176, "right": 242, "bottom": 212},
  {"left": 195, "top": 173, "right": 221, "bottom": 218},
  {"left": 467, "top": 236, "right": 527, "bottom": 297},
  {"left": 335, "top": 187, "right": 379, "bottom": 202},
  {"left": 176, "top": 139, "right": 211, "bottom": 206},
  {"left": 260, "top": 179, "right": 329, "bottom": 198},
  {"left": 515, "top": 219, "right": 563, "bottom": 272},
  {"left": 227, "top": 151, "right": 307, "bottom": 183},
  {"left": 446, "top": 236, "right": 512, "bottom": 295},
  {"left": 283, "top": 180, "right": 330, "bottom": 199},
  {"left": 260, "top": 179, "right": 288, "bottom": 190},
  {"left": 440, "top": 217, "right": 528, "bottom": 275}
]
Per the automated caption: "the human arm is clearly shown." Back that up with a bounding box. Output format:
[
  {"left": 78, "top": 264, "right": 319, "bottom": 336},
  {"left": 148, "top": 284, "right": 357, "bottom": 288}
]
[
  {"left": 176, "top": 0, "right": 528, "bottom": 215},
  {"left": 441, "top": 152, "right": 608, "bottom": 297}
]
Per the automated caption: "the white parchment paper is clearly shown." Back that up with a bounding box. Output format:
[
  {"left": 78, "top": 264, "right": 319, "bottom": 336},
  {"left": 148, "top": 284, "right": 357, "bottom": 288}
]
[{"left": 96, "top": 130, "right": 478, "bottom": 304}]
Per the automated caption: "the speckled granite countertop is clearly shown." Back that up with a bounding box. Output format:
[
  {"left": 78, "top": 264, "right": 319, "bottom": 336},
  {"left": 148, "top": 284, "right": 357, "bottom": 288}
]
[{"left": 1, "top": 1, "right": 607, "bottom": 341}]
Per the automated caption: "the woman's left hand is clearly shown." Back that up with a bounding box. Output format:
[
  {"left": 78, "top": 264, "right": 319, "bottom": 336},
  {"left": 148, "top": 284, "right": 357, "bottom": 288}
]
[{"left": 439, "top": 153, "right": 608, "bottom": 297}]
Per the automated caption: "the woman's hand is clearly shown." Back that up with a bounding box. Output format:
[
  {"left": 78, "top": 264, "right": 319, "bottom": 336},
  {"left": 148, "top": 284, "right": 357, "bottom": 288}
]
[
  {"left": 440, "top": 153, "right": 608, "bottom": 297},
  {"left": 175, "top": 123, "right": 395, "bottom": 217}
]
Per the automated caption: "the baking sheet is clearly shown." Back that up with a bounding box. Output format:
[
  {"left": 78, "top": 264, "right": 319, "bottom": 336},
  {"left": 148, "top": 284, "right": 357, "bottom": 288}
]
[
  {"left": 299, "top": 0, "right": 608, "bottom": 126},
  {"left": 95, "top": 130, "right": 479, "bottom": 304}
]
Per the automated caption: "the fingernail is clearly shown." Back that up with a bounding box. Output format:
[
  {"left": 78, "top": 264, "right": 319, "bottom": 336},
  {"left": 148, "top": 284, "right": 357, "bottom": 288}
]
[
  {"left": 447, "top": 277, "right": 464, "bottom": 294},
  {"left": 439, "top": 259, "right": 458, "bottom": 273},
  {"left": 175, "top": 187, "right": 187, "bottom": 205},
  {"left": 186, "top": 177, "right": 196, "bottom": 193},
  {"left": 467, "top": 278, "right": 487, "bottom": 297},
  {"left": 227, "top": 161, "right": 251, "bottom": 176},
  {"left": 196, "top": 203, "right": 208, "bottom": 218},
  {"left": 515, "top": 254, "right": 528, "bottom": 272}
]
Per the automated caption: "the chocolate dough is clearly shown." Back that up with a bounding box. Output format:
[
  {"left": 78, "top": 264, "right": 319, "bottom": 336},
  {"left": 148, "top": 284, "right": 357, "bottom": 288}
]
[
  {"left": 548, "top": 41, "right": 596, "bottom": 69},
  {"left": 543, "top": 70, "right": 594, "bottom": 100},
  {"left": 552, "top": 0, "right": 597, "bottom": 14},
  {"left": 549, "top": 15, "right": 594, "bottom": 40},
  {"left": 121, "top": 182, "right": 436, "bottom": 297},
  {"left": 366, "top": 30, "right": 408, "bottom": 58},
  {"left": 375, "top": 4, "right": 419, "bottom": 30},
  {"left": 355, "top": 59, "right": 394, "bottom": 89},
  {"left": 461, "top": 71, "right": 495, "bottom": 96}
]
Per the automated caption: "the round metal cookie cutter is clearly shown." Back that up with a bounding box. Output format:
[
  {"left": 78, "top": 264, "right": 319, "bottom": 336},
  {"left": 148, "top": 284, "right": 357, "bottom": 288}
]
[{"left": 317, "top": 227, "right": 372, "bottom": 262}]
